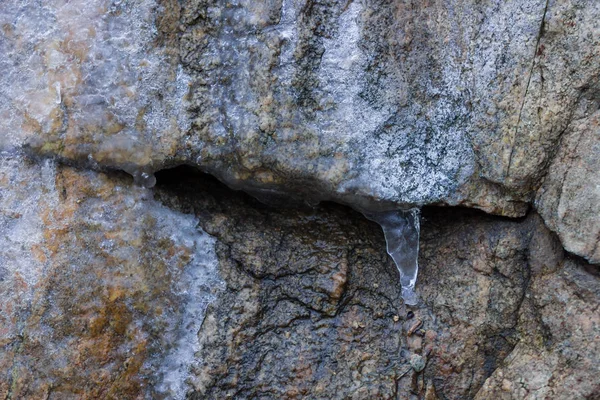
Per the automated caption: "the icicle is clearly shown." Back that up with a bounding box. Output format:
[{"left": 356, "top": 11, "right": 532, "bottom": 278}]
[
  {"left": 365, "top": 208, "right": 421, "bottom": 305},
  {"left": 132, "top": 170, "right": 157, "bottom": 188},
  {"left": 123, "top": 165, "right": 157, "bottom": 189}
]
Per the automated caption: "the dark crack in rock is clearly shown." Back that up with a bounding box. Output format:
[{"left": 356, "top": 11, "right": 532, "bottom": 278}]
[{"left": 153, "top": 167, "right": 599, "bottom": 400}]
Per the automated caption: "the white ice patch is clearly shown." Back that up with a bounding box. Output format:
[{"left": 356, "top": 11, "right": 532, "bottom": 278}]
[
  {"left": 0, "top": 153, "right": 58, "bottom": 292},
  {"left": 319, "top": 1, "right": 389, "bottom": 142},
  {"left": 0, "top": 0, "right": 191, "bottom": 166},
  {"left": 149, "top": 205, "right": 224, "bottom": 400}
]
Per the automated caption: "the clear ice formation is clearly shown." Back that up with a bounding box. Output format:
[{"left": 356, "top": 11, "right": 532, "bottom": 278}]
[{"left": 366, "top": 209, "right": 421, "bottom": 305}]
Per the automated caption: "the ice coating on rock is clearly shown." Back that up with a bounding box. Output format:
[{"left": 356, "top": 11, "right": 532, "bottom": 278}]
[
  {"left": 0, "top": 0, "right": 190, "bottom": 169},
  {"left": 182, "top": 0, "right": 474, "bottom": 209},
  {"left": 0, "top": 152, "right": 223, "bottom": 398},
  {"left": 127, "top": 167, "right": 158, "bottom": 189},
  {"left": 0, "top": 153, "right": 58, "bottom": 319},
  {"left": 366, "top": 209, "right": 421, "bottom": 305},
  {"left": 148, "top": 202, "right": 224, "bottom": 399}
]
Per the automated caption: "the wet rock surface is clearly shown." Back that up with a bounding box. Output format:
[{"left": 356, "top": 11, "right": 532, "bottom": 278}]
[
  {"left": 153, "top": 167, "right": 599, "bottom": 399},
  {"left": 0, "top": 155, "right": 222, "bottom": 399},
  {"left": 1, "top": 0, "right": 599, "bottom": 398},
  {"left": 0, "top": 158, "right": 597, "bottom": 399}
]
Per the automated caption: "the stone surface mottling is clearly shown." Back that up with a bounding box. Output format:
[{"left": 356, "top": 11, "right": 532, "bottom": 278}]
[
  {"left": 536, "top": 98, "right": 600, "bottom": 264},
  {"left": 0, "top": 0, "right": 599, "bottom": 398},
  {"left": 1, "top": 0, "right": 599, "bottom": 257},
  {"left": 0, "top": 155, "right": 222, "bottom": 399},
  {"left": 0, "top": 0, "right": 188, "bottom": 174},
  {"left": 2, "top": 0, "right": 599, "bottom": 257},
  {"left": 155, "top": 169, "right": 599, "bottom": 400},
  {"left": 0, "top": 158, "right": 598, "bottom": 399}
]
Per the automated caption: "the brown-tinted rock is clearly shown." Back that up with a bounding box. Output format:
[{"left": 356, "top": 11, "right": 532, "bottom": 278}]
[
  {"left": 475, "top": 258, "right": 600, "bottom": 399},
  {"left": 152, "top": 168, "right": 599, "bottom": 399},
  {"left": 0, "top": 155, "right": 222, "bottom": 399},
  {"left": 0, "top": 158, "right": 598, "bottom": 398},
  {"left": 536, "top": 99, "right": 600, "bottom": 264}
]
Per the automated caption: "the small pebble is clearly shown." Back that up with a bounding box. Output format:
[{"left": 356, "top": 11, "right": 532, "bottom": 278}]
[
  {"left": 425, "top": 330, "right": 437, "bottom": 342},
  {"left": 393, "top": 315, "right": 400, "bottom": 322},
  {"left": 407, "top": 319, "right": 423, "bottom": 336},
  {"left": 407, "top": 311, "right": 415, "bottom": 320},
  {"left": 410, "top": 354, "right": 426, "bottom": 372}
]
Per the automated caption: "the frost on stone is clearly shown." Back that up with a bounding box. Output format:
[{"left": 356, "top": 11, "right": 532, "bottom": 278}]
[
  {"left": 146, "top": 201, "right": 224, "bottom": 399},
  {"left": 0, "top": 152, "right": 58, "bottom": 333},
  {"left": 0, "top": 152, "right": 223, "bottom": 398},
  {"left": 366, "top": 209, "right": 421, "bottom": 305},
  {"left": 0, "top": 0, "right": 190, "bottom": 171},
  {"left": 184, "top": 0, "right": 474, "bottom": 208}
]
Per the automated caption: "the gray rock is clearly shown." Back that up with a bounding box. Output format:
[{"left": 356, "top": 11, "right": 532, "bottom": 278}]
[
  {"left": 0, "top": 0, "right": 599, "bottom": 397},
  {"left": 410, "top": 354, "right": 426, "bottom": 373},
  {"left": 536, "top": 94, "right": 600, "bottom": 264},
  {"left": 2, "top": 0, "right": 599, "bottom": 255}
]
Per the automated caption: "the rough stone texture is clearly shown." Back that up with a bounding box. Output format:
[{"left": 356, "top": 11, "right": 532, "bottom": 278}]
[
  {"left": 0, "top": 0, "right": 189, "bottom": 182},
  {"left": 1, "top": 0, "right": 600, "bottom": 398},
  {"left": 536, "top": 91, "right": 600, "bottom": 264},
  {"left": 475, "top": 257, "right": 600, "bottom": 399},
  {"left": 0, "top": 158, "right": 598, "bottom": 398},
  {"left": 0, "top": 154, "right": 222, "bottom": 399},
  {"left": 1, "top": 0, "right": 598, "bottom": 211},
  {"left": 2, "top": 0, "right": 599, "bottom": 257},
  {"left": 153, "top": 168, "right": 599, "bottom": 399}
]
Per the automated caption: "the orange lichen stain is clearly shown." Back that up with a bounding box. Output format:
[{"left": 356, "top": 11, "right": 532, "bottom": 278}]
[
  {"left": 106, "top": 340, "right": 148, "bottom": 400},
  {"left": 8, "top": 162, "right": 206, "bottom": 398},
  {"left": 107, "top": 302, "right": 132, "bottom": 337},
  {"left": 12, "top": 273, "right": 28, "bottom": 295},
  {"left": 108, "top": 286, "right": 126, "bottom": 302},
  {"left": 89, "top": 314, "right": 108, "bottom": 338},
  {"left": 30, "top": 243, "right": 48, "bottom": 263},
  {"left": 21, "top": 111, "right": 43, "bottom": 136}
]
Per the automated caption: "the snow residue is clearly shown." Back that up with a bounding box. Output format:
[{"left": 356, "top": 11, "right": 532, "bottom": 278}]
[
  {"left": 0, "top": 0, "right": 190, "bottom": 171},
  {"left": 148, "top": 204, "right": 224, "bottom": 399}
]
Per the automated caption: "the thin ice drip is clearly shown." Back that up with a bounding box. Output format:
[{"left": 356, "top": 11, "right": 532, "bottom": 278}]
[{"left": 365, "top": 209, "right": 421, "bottom": 305}]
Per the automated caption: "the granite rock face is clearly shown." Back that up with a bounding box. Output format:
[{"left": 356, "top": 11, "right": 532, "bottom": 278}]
[
  {"left": 154, "top": 171, "right": 597, "bottom": 399},
  {"left": 536, "top": 94, "right": 600, "bottom": 264},
  {"left": 0, "top": 154, "right": 223, "bottom": 399},
  {"left": 0, "top": 158, "right": 598, "bottom": 399},
  {"left": 2, "top": 0, "right": 599, "bottom": 259},
  {"left": 1, "top": 0, "right": 599, "bottom": 398}
]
